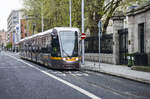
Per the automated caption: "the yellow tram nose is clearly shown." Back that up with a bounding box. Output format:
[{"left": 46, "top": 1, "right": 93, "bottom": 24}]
[{"left": 50, "top": 57, "right": 79, "bottom": 62}]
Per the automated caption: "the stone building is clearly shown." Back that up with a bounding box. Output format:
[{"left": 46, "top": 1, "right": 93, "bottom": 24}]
[
  {"left": 84, "top": 1, "right": 150, "bottom": 66},
  {"left": 127, "top": 1, "right": 150, "bottom": 65}
]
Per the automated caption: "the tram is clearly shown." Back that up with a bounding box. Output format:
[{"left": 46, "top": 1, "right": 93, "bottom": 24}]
[{"left": 19, "top": 27, "right": 81, "bottom": 69}]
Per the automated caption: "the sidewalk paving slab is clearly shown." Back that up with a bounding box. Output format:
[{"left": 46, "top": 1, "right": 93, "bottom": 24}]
[{"left": 81, "top": 61, "right": 150, "bottom": 84}]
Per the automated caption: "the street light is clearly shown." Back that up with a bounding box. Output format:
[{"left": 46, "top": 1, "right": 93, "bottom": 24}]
[
  {"left": 69, "top": 0, "right": 72, "bottom": 27},
  {"left": 41, "top": 2, "right": 44, "bottom": 32},
  {"left": 81, "top": 0, "right": 85, "bottom": 64}
]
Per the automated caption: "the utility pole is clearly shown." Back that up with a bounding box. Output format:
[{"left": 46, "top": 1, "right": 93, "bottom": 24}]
[
  {"left": 69, "top": 0, "right": 72, "bottom": 27},
  {"left": 81, "top": 0, "right": 85, "bottom": 64},
  {"left": 41, "top": 2, "right": 44, "bottom": 32}
]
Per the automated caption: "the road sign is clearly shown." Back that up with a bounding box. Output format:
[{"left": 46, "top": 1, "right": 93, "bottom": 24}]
[
  {"left": 81, "top": 33, "right": 86, "bottom": 39},
  {"left": 98, "top": 20, "right": 102, "bottom": 36}
]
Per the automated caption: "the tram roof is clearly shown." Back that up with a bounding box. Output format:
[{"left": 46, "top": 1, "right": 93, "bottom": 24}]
[
  {"left": 19, "top": 29, "right": 52, "bottom": 43},
  {"left": 18, "top": 27, "right": 79, "bottom": 43},
  {"left": 54, "top": 27, "right": 80, "bottom": 32}
]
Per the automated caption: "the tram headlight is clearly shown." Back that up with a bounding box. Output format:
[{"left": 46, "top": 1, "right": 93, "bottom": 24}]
[
  {"left": 63, "top": 58, "right": 67, "bottom": 61},
  {"left": 76, "top": 58, "right": 79, "bottom": 61}
]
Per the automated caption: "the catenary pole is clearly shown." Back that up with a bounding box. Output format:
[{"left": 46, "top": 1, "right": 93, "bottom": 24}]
[
  {"left": 69, "top": 0, "right": 72, "bottom": 27},
  {"left": 41, "top": 2, "right": 44, "bottom": 32},
  {"left": 81, "top": 0, "right": 85, "bottom": 64}
]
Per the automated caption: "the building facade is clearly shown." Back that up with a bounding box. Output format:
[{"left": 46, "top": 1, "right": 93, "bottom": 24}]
[
  {"left": 84, "top": 1, "right": 150, "bottom": 66},
  {"left": 7, "top": 10, "right": 24, "bottom": 46},
  {"left": 20, "top": 18, "right": 32, "bottom": 39},
  {"left": 127, "top": 1, "right": 150, "bottom": 65}
]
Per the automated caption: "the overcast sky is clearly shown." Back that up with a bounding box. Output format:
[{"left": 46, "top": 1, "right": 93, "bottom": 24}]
[{"left": 0, "top": 0, "right": 23, "bottom": 31}]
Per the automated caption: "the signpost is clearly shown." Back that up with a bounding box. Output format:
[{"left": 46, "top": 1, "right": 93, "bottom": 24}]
[
  {"left": 81, "top": 0, "right": 85, "bottom": 64},
  {"left": 81, "top": 32, "right": 86, "bottom": 64},
  {"left": 98, "top": 20, "right": 102, "bottom": 67},
  {"left": 81, "top": 33, "right": 86, "bottom": 40}
]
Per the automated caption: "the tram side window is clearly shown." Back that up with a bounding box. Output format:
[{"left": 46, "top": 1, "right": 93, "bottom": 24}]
[
  {"left": 34, "top": 46, "right": 36, "bottom": 53},
  {"left": 51, "top": 36, "right": 61, "bottom": 57},
  {"left": 41, "top": 47, "right": 46, "bottom": 53},
  {"left": 31, "top": 45, "right": 36, "bottom": 53},
  {"left": 47, "top": 45, "right": 51, "bottom": 53}
]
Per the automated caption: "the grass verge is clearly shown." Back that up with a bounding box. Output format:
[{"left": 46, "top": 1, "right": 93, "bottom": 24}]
[{"left": 131, "top": 66, "right": 150, "bottom": 72}]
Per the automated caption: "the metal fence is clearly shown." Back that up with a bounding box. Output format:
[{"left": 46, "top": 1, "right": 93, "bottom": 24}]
[
  {"left": 85, "top": 34, "right": 113, "bottom": 54},
  {"left": 81, "top": 34, "right": 113, "bottom": 71}
]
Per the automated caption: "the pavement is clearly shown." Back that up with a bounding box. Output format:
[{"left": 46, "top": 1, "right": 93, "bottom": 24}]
[{"left": 81, "top": 61, "right": 150, "bottom": 84}]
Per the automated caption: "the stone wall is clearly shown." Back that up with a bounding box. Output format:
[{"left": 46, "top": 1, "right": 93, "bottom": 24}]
[
  {"left": 84, "top": 12, "right": 125, "bottom": 65},
  {"left": 112, "top": 13, "right": 125, "bottom": 65},
  {"left": 128, "top": 16, "right": 135, "bottom": 53},
  {"left": 85, "top": 53, "right": 113, "bottom": 64},
  {"left": 148, "top": 54, "right": 150, "bottom": 65}
]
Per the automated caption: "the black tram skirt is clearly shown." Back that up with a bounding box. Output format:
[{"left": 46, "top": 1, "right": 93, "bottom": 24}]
[{"left": 51, "top": 60, "right": 80, "bottom": 70}]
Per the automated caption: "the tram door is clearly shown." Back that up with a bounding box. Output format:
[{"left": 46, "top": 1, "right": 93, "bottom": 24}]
[{"left": 51, "top": 36, "right": 61, "bottom": 57}]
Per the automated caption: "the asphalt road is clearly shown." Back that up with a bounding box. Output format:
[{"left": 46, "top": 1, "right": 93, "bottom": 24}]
[{"left": 0, "top": 51, "right": 150, "bottom": 99}]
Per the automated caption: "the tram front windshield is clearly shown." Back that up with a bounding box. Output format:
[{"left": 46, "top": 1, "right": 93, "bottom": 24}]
[{"left": 59, "top": 31, "right": 78, "bottom": 57}]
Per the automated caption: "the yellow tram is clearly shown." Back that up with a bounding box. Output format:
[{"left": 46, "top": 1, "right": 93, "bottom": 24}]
[{"left": 19, "top": 27, "right": 81, "bottom": 69}]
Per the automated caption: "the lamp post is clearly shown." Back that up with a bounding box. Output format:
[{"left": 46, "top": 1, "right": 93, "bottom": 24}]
[
  {"left": 41, "top": 2, "right": 44, "bottom": 32},
  {"left": 81, "top": 0, "right": 85, "bottom": 64},
  {"left": 69, "top": 0, "right": 72, "bottom": 27}
]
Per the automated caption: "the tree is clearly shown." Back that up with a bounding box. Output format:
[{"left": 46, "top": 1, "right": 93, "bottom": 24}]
[
  {"left": 23, "top": 0, "right": 71, "bottom": 33},
  {"left": 22, "top": 0, "right": 147, "bottom": 35},
  {"left": 84, "top": 0, "right": 147, "bottom": 35}
]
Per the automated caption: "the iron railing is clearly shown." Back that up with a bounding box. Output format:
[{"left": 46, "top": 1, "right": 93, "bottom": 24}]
[{"left": 85, "top": 34, "right": 113, "bottom": 53}]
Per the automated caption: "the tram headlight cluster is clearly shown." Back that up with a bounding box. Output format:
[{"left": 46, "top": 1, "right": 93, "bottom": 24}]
[
  {"left": 62, "top": 57, "right": 79, "bottom": 61},
  {"left": 62, "top": 58, "right": 70, "bottom": 61},
  {"left": 75, "top": 58, "right": 79, "bottom": 61},
  {"left": 63, "top": 58, "right": 67, "bottom": 61}
]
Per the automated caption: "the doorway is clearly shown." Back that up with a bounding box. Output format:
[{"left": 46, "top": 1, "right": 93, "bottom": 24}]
[{"left": 138, "top": 23, "right": 145, "bottom": 53}]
